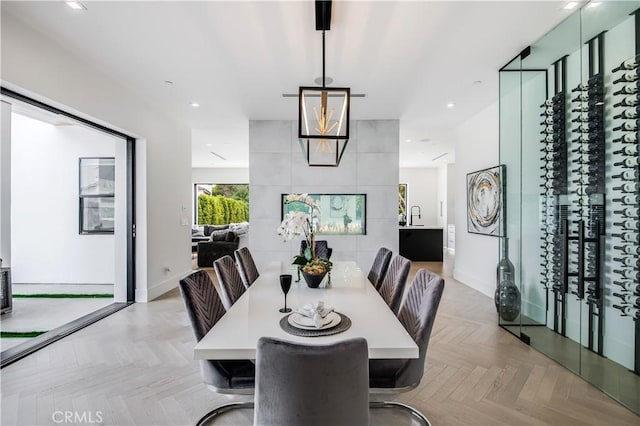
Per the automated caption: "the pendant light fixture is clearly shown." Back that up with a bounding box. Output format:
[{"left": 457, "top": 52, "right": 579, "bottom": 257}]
[{"left": 298, "top": 0, "right": 350, "bottom": 167}]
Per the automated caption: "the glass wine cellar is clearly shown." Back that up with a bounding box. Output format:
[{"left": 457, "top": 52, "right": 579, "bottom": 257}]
[{"left": 499, "top": 1, "right": 640, "bottom": 414}]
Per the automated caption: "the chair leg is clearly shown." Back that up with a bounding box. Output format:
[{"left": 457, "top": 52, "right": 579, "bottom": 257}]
[
  {"left": 195, "top": 401, "right": 254, "bottom": 426},
  {"left": 370, "top": 401, "right": 431, "bottom": 426}
]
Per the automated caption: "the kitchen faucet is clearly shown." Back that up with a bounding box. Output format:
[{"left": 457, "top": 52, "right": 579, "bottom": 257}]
[{"left": 409, "top": 205, "right": 422, "bottom": 226}]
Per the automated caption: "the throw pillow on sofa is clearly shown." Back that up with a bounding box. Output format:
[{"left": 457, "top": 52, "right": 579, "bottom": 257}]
[
  {"left": 210, "top": 230, "right": 228, "bottom": 241},
  {"left": 204, "top": 224, "right": 230, "bottom": 236},
  {"left": 224, "top": 231, "right": 238, "bottom": 243}
]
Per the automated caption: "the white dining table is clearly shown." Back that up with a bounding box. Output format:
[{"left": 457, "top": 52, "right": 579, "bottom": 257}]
[{"left": 194, "top": 261, "right": 418, "bottom": 360}]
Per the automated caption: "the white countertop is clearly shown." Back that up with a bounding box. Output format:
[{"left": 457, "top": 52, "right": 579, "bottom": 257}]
[{"left": 399, "top": 226, "right": 443, "bottom": 230}]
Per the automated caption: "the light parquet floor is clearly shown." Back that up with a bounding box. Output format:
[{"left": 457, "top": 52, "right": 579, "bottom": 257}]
[{"left": 1, "top": 255, "right": 638, "bottom": 425}]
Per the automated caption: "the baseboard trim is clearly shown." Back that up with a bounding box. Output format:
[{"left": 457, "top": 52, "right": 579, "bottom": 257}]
[
  {"left": 453, "top": 268, "right": 493, "bottom": 299},
  {"left": 136, "top": 269, "right": 191, "bottom": 302}
]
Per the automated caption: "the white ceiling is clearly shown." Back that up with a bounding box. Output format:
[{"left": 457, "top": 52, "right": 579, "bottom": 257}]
[{"left": 2, "top": 1, "right": 575, "bottom": 168}]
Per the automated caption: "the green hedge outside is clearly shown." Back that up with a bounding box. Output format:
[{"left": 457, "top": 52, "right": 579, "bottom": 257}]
[{"left": 198, "top": 194, "right": 249, "bottom": 225}]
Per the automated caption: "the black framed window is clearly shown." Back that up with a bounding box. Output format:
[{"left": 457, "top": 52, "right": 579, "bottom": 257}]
[{"left": 79, "top": 157, "right": 115, "bottom": 234}]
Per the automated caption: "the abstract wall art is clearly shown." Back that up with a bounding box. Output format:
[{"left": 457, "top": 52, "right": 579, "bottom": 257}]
[{"left": 466, "top": 165, "right": 505, "bottom": 237}]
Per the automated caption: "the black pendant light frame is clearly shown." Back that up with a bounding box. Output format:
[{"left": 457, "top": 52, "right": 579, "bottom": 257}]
[{"left": 298, "top": 0, "right": 351, "bottom": 167}]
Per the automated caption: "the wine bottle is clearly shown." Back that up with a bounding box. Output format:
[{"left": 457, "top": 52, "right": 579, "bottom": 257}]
[
  {"left": 572, "top": 164, "right": 601, "bottom": 174},
  {"left": 613, "top": 281, "right": 640, "bottom": 292},
  {"left": 540, "top": 117, "right": 557, "bottom": 125},
  {"left": 613, "top": 170, "right": 639, "bottom": 180},
  {"left": 576, "top": 186, "right": 598, "bottom": 196},
  {"left": 613, "top": 293, "right": 640, "bottom": 304},
  {"left": 613, "top": 182, "right": 640, "bottom": 193},
  {"left": 572, "top": 124, "right": 601, "bottom": 133},
  {"left": 543, "top": 134, "right": 565, "bottom": 143},
  {"left": 613, "top": 194, "right": 640, "bottom": 204},
  {"left": 614, "top": 218, "right": 640, "bottom": 228},
  {"left": 613, "top": 122, "right": 638, "bottom": 132},
  {"left": 613, "top": 70, "right": 640, "bottom": 84},
  {"left": 620, "top": 256, "right": 640, "bottom": 268},
  {"left": 612, "top": 133, "right": 637, "bottom": 144},
  {"left": 613, "top": 145, "right": 638, "bottom": 155},
  {"left": 614, "top": 245, "right": 640, "bottom": 256},
  {"left": 541, "top": 126, "right": 561, "bottom": 134},
  {"left": 544, "top": 161, "right": 562, "bottom": 170},
  {"left": 614, "top": 207, "right": 640, "bottom": 218},
  {"left": 612, "top": 232, "right": 640, "bottom": 243},
  {"left": 614, "top": 269, "right": 640, "bottom": 280},
  {"left": 612, "top": 56, "right": 640, "bottom": 73},
  {"left": 613, "top": 96, "right": 639, "bottom": 107},
  {"left": 613, "top": 157, "right": 640, "bottom": 168},
  {"left": 571, "top": 146, "right": 598, "bottom": 155},
  {"left": 571, "top": 92, "right": 603, "bottom": 102},
  {"left": 613, "top": 107, "right": 640, "bottom": 120},
  {"left": 572, "top": 176, "right": 599, "bottom": 185},
  {"left": 613, "top": 83, "right": 640, "bottom": 96},
  {"left": 542, "top": 170, "right": 565, "bottom": 179},
  {"left": 540, "top": 95, "right": 564, "bottom": 107},
  {"left": 541, "top": 105, "right": 564, "bottom": 115},
  {"left": 540, "top": 180, "right": 560, "bottom": 189},
  {"left": 543, "top": 235, "right": 561, "bottom": 244},
  {"left": 541, "top": 153, "right": 562, "bottom": 162},
  {"left": 613, "top": 305, "right": 640, "bottom": 319}
]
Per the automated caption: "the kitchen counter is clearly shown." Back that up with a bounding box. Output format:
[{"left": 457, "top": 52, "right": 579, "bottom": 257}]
[
  {"left": 399, "top": 227, "right": 443, "bottom": 261},
  {"left": 399, "top": 225, "right": 443, "bottom": 230}
]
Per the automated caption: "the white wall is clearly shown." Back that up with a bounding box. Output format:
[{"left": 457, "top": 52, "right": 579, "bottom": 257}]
[
  {"left": 446, "top": 163, "right": 456, "bottom": 225},
  {"left": 1, "top": 14, "right": 192, "bottom": 301},
  {"left": 437, "top": 165, "right": 447, "bottom": 228},
  {"left": 453, "top": 102, "right": 499, "bottom": 298},
  {"left": 11, "top": 113, "right": 118, "bottom": 284},
  {"left": 192, "top": 167, "right": 249, "bottom": 184},
  {"left": 399, "top": 167, "right": 439, "bottom": 226},
  {"left": 249, "top": 120, "right": 399, "bottom": 272},
  {"left": 0, "top": 102, "right": 11, "bottom": 267}
]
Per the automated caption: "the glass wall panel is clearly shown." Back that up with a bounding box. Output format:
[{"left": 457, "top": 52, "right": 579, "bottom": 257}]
[
  {"left": 499, "top": 1, "right": 640, "bottom": 414},
  {"left": 498, "top": 55, "right": 522, "bottom": 335}
]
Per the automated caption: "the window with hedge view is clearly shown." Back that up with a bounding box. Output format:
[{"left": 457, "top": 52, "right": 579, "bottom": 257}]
[{"left": 195, "top": 184, "right": 249, "bottom": 225}]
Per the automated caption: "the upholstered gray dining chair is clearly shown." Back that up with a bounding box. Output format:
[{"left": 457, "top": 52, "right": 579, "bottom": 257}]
[
  {"left": 178, "top": 270, "right": 255, "bottom": 426},
  {"left": 368, "top": 247, "right": 393, "bottom": 290},
  {"left": 300, "top": 240, "right": 332, "bottom": 259},
  {"left": 214, "top": 255, "right": 247, "bottom": 310},
  {"left": 369, "top": 268, "right": 445, "bottom": 426},
  {"left": 234, "top": 247, "right": 259, "bottom": 289},
  {"left": 254, "top": 337, "right": 369, "bottom": 426},
  {"left": 377, "top": 255, "right": 411, "bottom": 315}
]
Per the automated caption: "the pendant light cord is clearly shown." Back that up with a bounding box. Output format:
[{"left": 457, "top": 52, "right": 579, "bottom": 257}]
[{"left": 322, "top": 30, "right": 326, "bottom": 88}]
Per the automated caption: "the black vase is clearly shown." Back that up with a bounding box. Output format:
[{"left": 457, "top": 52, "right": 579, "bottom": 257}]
[
  {"left": 495, "top": 238, "right": 521, "bottom": 321},
  {"left": 301, "top": 270, "right": 327, "bottom": 288}
]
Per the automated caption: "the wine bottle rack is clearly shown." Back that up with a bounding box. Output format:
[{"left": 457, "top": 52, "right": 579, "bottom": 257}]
[
  {"left": 611, "top": 52, "right": 640, "bottom": 322},
  {"left": 539, "top": 91, "right": 567, "bottom": 297}
]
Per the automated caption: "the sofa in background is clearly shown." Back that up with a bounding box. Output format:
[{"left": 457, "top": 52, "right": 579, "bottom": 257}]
[{"left": 193, "top": 223, "right": 249, "bottom": 267}]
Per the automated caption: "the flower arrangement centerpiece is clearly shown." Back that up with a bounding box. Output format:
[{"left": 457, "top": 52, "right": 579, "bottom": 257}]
[{"left": 277, "top": 193, "right": 332, "bottom": 287}]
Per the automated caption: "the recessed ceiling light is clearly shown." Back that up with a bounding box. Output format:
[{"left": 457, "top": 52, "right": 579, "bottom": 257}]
[
  {"left": 473, "top": 80, "right": 482, "bottom": 85},
  {"left": 164, "top": 80, "right": 174, "bottom": 85},
  {"left": 206, "top": 143, "right": 212, "bottom": 147},
  {"left": 419, "top": 138, "right": 432, "bottom": 143},
  {"left": 563, "top": 2, "right": 579, "bottom": 10},
  {"left": 405, "top": 139, "right": 412, "bottom": 143},
  {"left": 190, "top": 102, "right": 200, "bottom": 108},
  {"left": 586, "top": 2, "right": 601, "bottom": 8},
  {"left": 66, "top": 1, "right": 86, "bottom": 10},
  {"left": 446, "top": 102, "right": 455, "bottom": 108}
]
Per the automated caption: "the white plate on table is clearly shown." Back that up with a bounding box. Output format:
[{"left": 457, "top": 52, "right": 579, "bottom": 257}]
[{"left": 288, "top": 312, "right": 341, "bottom": 330}]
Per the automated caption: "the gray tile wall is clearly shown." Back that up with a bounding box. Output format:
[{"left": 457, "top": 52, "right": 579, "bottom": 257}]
[{"left": 249, "top": 120, "right": 399, "bottom": 271}]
